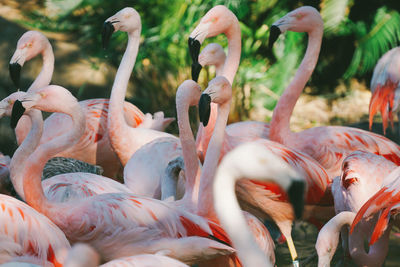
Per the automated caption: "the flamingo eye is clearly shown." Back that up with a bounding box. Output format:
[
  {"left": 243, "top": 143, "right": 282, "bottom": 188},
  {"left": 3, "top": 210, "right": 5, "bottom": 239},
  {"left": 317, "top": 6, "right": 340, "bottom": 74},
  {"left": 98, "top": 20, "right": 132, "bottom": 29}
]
[
  {"left": 7, "top": 100, "right": 13, "bottom": 105},
  {"left": 40, "top": 92, "right": 46, "bottom": 98},
  {"left": 27, "top": 43, "right": 33, "bottom": 48},
  {"left": 343, "top": 177, "right": 359, "bottom": 189}
]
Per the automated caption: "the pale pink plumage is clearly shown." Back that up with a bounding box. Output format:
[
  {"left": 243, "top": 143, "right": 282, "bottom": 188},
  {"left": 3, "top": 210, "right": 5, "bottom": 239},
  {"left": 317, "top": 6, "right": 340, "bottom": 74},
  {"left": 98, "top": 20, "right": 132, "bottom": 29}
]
[
  {"left": 0, "top": 194, "right": 70, "bottom": 266},
  {"left": 104, "top": 8, "right": 181, "bottom": 198},
  {"left": 369, "top": 47, "right": 400, "bottom": 133},
  {"left": 17, "top": 85, "right": 234, "bottom": 264},
  {"left": 268, "top": 7, "right": 400, "bottom": 181},
  {"left": 9, "top": 30, "right": 171, "bottom": 178}
]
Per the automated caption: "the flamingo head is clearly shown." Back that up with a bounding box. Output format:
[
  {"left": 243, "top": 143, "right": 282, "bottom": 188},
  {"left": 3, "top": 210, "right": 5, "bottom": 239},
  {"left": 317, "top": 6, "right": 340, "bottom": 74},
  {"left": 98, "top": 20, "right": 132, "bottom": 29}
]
[
  {"left": 9, "top": 31, "right": 51, "bottom": 88},
  {"left": 176, "top": 80, "right": 202, "bottom": 108},
  {"left": 198, "top": 76, "right": 231, "bottom": 127},
  {"left": 0, "top": 91, "right": 27, "bottom": 118},
  {"left": 102, "top": 7, "right": 141, "bottom": 49},
  {"left": 198, "top": 43, "right": 226, "bottom": 68},
  {"left": 268, "top": 6, "right": 323, "bottom": 49},
  {"left": 17, "top": 85, "right": 78, "bottom": 115},
  {"left": 189, "top": 5, "right": 238, "bottom": 81}
]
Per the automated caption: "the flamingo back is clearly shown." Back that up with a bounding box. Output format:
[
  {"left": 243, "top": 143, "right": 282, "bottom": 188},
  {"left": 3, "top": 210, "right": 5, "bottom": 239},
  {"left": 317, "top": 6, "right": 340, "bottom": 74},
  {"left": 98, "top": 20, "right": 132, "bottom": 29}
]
[{"left": 0, "top": 194, "right": 70, "bottom": 266}]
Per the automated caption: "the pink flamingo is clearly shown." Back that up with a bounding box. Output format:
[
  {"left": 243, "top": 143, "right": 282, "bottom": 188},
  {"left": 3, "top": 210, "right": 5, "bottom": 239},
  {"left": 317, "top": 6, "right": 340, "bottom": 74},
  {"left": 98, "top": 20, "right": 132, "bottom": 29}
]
[
  {"left": 194, "top": 76, "right": 328, "bottom": 264},
  {"left": 103, "top": 8, "right": 184, "bottom": 198},
  {"left": 195, "top": 42, "right": 270, "bottom": 162},
  {"left": 8, "top": 30, "right": 170, "bottom": 178},
  {"left": 189, "top": 6, "right": 269, "bottom": 162},
  {"left": 13, "top": 85, "right": 235, "bottom": 264},
  {"left": 369, "top": 47, "right": 400, "bottom": 134},
  {"left": 350, "top": 166, "right": 400, "bottom": 246},
  {"left": 214, "top": 142, "right": 306, "bottom": 267},
  {"left": 317, "top": 151, "right": 396, "bottom": 266},
  {"left": 268, "top": 6, "right": 400, "bottom": 179},
  {"left": 0, "top": 194, "right": 70, "bottom": 266}
]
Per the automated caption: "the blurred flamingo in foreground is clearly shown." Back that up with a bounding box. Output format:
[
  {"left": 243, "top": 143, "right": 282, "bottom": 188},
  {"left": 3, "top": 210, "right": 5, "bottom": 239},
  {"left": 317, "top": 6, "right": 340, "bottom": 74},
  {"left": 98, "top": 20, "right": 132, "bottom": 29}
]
[
  {"left": 0, "top": 194, "right": 70, "bottom": 266},
  {"left": 189, "top": 6, "right": 269, "bottom": 163},
  {"left": 316, "top": 151, "right": 396, "bottom": 266},
  {"left": 268, "top": 7, "right": 400, "bottom": 179},
  {"left": 13, "top": 85, "right": 235, "bottom": 264},
  {"left": 8, "top": 30, "right": 171, "bottom": 178},
  {"left": 369, "top": 47, "right": 400, "bottom": 134},
  {"left": 214, "top": 142, "right": 305, "bottom": 267}
]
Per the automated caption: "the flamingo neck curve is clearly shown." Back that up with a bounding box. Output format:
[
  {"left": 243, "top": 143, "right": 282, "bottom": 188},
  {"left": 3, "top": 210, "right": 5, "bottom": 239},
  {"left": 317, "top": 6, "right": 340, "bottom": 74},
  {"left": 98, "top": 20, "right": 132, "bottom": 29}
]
[
  {"left": 269, "top": 27, "right": 323, "bottom": 144},
  {"left": 27, "top": 41, "right": 54, "bottom": 93},
  {"left": 9, "top": 109, "right": 43, "bottom": 200},
  {"left": 22, "top": 102, "right": 85, "bottom": 215},
  {"left": 108, "top": 29, "right": 141, "bottom": 165}
]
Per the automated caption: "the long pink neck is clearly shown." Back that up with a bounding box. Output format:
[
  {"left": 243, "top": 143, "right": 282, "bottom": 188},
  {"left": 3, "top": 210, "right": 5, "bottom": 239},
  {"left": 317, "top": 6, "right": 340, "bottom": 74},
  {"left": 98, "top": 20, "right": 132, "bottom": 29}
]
[
  {"left": 196, "top": 21, "right": 241, "bottom": 157},
  {"left": 27, "top": 42, "right": 54, "bottom": 93},
  {"left": 9, "top": 109, "right": 43, "bottom": 200},
  {"left": 22, "top": 103, "right": 85, "bottom": 214},
  {"left": 349, "top": 220, "right": 390, "bottom": 266},
  {"left": 197, "top": 100, "right": 231, "bottom": 219},
  {"left": 269, "top": 28, "right": 322, "bottom": 144},
  {"left": 176, "top": 93, "right": 200, "bottom": 209},
  {"left": 108, "top": 30, "right": 141, "bottom": 165}
]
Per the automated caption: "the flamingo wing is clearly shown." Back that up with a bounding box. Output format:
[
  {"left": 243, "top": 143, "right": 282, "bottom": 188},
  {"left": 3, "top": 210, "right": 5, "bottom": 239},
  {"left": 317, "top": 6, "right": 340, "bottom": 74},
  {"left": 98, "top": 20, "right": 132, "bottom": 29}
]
[{"left": 0, "top": 195, "right": 70, "bottom": 266}]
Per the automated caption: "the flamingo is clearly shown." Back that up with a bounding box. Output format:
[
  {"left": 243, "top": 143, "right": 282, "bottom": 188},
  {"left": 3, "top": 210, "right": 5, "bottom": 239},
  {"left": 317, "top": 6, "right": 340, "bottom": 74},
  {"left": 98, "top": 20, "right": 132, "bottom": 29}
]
[
  {"left": 350, "top": 166, "right": 400, "bottom": 246},
  {"left": 64, "top": 242, "right": 189, "bottom": 267},
  {"left": 0, "top": 194, "right": 70, "bottom": 266},
  {"left": 8, "top": 31, "right": 171, "bottom": 178},
  {"left": 12, "top": 85, "right": 235, "bottom": 264},
  {"left": 189, "top": 6, "right": 269, "bottom": 162},
  {"left": 195, "top": 42, "right": 270, "bottom": 162},
  {"left": 195, "top": 76, "right": 328, "bottom": 265},
  {"left": 317, "top": 151, "right": 396, "bottom": 266},
  {"left": 369, "top": 47, "right": 400, "bottom": 134},
  {"left": 175, "top": 78, "right": 280, "bottom": 266},
  {"left": 102, "top": 7, "right": 185, "bottom": 198},
  {"left": 268, "top": 6, "right": 400, "bottom": 179},
  {"left": 214, "top": 142, "right": 306, "bottom": 267}
]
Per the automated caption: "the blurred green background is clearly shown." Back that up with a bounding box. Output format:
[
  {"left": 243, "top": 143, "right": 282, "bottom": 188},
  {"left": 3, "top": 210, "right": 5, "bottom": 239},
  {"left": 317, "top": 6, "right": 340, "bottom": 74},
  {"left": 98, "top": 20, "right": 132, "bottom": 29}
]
[{"left": 1, "top": 0, "right": 400, "bottom": 156}]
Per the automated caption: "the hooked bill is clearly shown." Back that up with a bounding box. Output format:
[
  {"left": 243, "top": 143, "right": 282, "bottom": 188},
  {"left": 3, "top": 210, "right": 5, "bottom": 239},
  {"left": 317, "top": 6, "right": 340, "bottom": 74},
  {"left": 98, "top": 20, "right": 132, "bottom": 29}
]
[
  {"left": 198, "top": 94, "right": 211, "bottom": 127},
  {"left": 191, "top": 62, "right": 202, "bottom": 82},
  {"left": 188, "top": 37, "right": 201, "bottom": 63},
  {"left": 10, "top": 99, "right": 25, "bottom": 129},
  {"left": 268, "top": 25, "right": 282, "bottom": 50},
  {"left": 9, "top": 63, "right": 21, "bottom": 89},
  {"left": 102, "top": 21, "right": 115, "bottom": 49}
]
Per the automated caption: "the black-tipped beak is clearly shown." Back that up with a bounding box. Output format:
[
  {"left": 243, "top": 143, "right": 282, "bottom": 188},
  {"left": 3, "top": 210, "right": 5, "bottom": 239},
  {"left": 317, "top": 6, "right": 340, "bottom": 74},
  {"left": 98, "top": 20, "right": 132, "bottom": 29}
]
[
  {"left": 268, "top": 25, "right": 282, "bottom": 50},
  {"left": 9, "top": 63, "right": 21, "bottom": 89},
  {"left": 198, "top": 94, "right": 211, "bottom": 127},
  {"left": 102, "top": 21, "right": 115, "bottom": 49},
  {"left": 10, "top": 100, "right": 25, "bottom": 129},
  {"left": 188, "top": 37, "right": 201, "bottom": 63},
  {"left": 287, "top": 180, "right": 305, "bottom": 220},
  {"left": 191, "top": 62, "right": 203, "bottom": 82}
]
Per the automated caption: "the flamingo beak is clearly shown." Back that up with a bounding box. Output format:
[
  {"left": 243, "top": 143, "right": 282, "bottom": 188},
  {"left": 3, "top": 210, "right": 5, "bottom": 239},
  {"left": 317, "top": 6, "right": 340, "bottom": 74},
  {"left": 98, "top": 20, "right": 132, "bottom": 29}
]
[
  {"left": 188, "top": 37, "right": 202, "bottom": 82},
  {"left": 198, "top": 93, "right": 211, "bottom": 127},
  {"left": 287, "top": 179, "right": 305, "bottom": 220},
  {"left": 10, "top": 99, "right": 25, "bottom": 129},
  {"left": 102, "top": 21, "right": 115, "bottom": 49},
  {"left": 268, "top": 25, "right": 282, "bottom": 50},
  {"left": 9, "top": 63, "right": 21, "bottom": 89}
]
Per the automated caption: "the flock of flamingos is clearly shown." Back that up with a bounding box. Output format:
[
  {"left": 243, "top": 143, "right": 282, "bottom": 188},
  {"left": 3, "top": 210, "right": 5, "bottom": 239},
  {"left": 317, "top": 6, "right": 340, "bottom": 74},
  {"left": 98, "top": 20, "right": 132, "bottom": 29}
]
[{"left": 0, "top": 4, "right": 400, "bottom": 267}]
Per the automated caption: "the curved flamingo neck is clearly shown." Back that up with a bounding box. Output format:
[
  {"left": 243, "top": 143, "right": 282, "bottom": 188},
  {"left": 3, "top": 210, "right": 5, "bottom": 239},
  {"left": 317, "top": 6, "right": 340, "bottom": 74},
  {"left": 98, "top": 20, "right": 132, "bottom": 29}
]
[
  {"left": 22, "top": 103, "right": 85, "bottom": 214},
  {"left": 195, "top": 21, "right": 241, "bottom": 158},
  {"left": 349, "top": 220, "right": 390, "bottom": 266},
  {"left": 108, "top": 29, "right": 141, "bottom": 165},
  {"left": 9, "top": 109, "right": 43, "bottom": 200},
  {"left": 176, "top": 93, "right": 200, "bottom": 208},
  {"left": 198, "top": 100, "right": 231, "bottom": 219},
  {"left": 27, "top": 42, "right": 54, "bottom": 93},
  {"left": 214, "top": 164, "right": 272, "bottom": 267},
  {"left": 269, "top": 28, "right": 322, "bottom": 144}
]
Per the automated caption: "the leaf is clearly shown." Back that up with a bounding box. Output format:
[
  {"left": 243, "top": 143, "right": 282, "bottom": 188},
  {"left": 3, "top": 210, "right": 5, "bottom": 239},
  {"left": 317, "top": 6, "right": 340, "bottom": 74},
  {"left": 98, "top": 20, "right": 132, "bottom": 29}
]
[
  {"left": 344, "top": 8, "right": 400, "bottom": 78},
  {"left": 320, "top": 0, "right": 351, "bottom": 34}
]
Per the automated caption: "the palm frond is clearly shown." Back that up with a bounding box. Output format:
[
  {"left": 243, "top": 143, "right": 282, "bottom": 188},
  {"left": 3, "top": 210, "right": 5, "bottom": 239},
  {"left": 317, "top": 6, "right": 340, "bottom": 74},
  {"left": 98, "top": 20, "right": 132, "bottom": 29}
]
[
  {"left": 344, "top": 8, "right": 400, "bottom": 78},
  {"left": 320, "top": 0, "right": 351, "bottom": 34}
]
